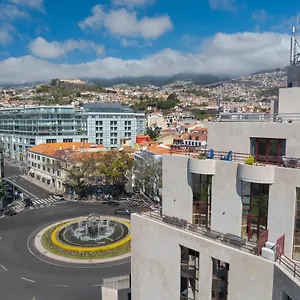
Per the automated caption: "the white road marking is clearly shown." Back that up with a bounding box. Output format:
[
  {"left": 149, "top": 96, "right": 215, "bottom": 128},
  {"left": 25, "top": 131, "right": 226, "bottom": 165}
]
[
  {"left": 52, "top": 284, "right": 69, "bottom": 288},
  {"left": 21, "top": 277, "right": 35, "bottom": 283},
  {"left": 1, "top": 264, "right": 8, "bottom": 271},
  {"left": 5, "top": 179, "right": 38, "bottom": 199}
]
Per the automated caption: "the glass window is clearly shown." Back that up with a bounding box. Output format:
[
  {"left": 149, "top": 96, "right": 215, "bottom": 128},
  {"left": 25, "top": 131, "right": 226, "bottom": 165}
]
[
  {"left": 241, "top": 182, "right": 269, "bottom": 242},
  {"left": 211, "top": 258, "right": 229, "bottom": 300},
  {"left": 293, "top": 188, "right": 300, "bottom": 261},
  {"left": 192, "top": 174, "right": 212, "bottom": 228},
  {"left": 180, "top": 245, "right": 199, "bottom": 300}
]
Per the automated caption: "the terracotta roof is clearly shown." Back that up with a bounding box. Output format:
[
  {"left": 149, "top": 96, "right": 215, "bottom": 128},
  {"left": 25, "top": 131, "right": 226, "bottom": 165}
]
[{"left": 28, "top": 142, "right": 106, "bottom": 159}]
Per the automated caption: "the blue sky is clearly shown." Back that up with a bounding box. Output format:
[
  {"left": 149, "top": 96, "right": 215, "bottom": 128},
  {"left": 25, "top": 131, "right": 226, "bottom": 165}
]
[{"left": 0, "top": 0, "right": 298, "bottom": 83}]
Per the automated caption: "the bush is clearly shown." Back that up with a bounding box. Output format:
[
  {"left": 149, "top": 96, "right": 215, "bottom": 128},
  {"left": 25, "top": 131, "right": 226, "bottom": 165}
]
[{"left": 245, "top": 155, "right": 255, "bottom": 165}]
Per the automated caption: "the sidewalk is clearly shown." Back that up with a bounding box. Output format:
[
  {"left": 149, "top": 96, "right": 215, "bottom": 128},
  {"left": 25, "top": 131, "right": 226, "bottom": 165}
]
[{"left": 20, "top": 174, "right": 57, "bottom": 193}]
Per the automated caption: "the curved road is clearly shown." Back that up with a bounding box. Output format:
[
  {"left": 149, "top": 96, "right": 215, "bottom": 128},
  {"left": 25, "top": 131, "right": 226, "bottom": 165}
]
[{"left": 0, "top": 202, "right": 131, "bottom": 300}]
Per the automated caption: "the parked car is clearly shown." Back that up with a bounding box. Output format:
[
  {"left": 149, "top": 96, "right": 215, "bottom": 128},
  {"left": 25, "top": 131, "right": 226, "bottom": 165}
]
[
  {"left": 114, "top": 208, "right": 131, "bottom": 215},
  {"left": 23, "top": 198, "right": 34, "bottom": 207}
]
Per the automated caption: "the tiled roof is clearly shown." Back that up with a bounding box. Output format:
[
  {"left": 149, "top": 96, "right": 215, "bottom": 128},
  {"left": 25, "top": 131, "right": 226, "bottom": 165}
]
[{"left": 28, "top": 142, "right": 106, "bottom": 159}]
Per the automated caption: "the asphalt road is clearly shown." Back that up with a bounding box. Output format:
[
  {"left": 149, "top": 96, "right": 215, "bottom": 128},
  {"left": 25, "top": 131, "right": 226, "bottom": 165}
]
[
  {"left": 0, "top": 202, "right": 131, "bottom": 300},
  {"left": 4, "top": 165, "right": 52, "bottom": 199}
]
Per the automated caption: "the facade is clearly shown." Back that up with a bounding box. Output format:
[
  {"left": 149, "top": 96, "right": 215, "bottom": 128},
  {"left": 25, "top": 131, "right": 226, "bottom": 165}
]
[
  {"left": 27, "top": 142, "right": 106, "bottom": 192},
  {"left": 131, "top": 86, "right": 300, "bottom": 299},
  {"left": 0, "top": 103, "right": 145, "bottom": 160}
]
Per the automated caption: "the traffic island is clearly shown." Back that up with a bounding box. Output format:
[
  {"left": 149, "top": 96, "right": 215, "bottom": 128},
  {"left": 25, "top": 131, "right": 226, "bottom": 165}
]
[{"left": 32, "top": 215, "right": 131, "bottom": 264}]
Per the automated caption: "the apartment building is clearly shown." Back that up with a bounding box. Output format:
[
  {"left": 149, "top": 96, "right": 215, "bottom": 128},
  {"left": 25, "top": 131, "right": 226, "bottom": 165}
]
[
  {"left": 27, "top": 142, "right": 106, "bottom": 192},
  {"left": 130, "top": 86, "right": 300, "bottom": 299},
  {"left": 0, "top": 103, "right": 145, "bottom": 160}
]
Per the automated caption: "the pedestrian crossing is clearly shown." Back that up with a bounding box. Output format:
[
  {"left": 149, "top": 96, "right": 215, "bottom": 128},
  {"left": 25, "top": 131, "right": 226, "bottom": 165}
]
[
  {"left": 120, "top": 198, "right": 149, "bottom": 207},
  {"left": 31, "top": 197, "right": 64, "bottom": 206}
]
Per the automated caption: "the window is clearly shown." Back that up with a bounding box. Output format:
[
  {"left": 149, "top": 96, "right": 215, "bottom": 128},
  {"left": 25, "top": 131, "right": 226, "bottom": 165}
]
[
  {"left": 46, "top": 139, "right": 57, "bottom": 143},
  {"left": 211, "top": 258, "right": 229, "bottom": 300},
  {"left": 241, "top": 182, "right": 269, "bottom": 242},
  {"left": 192, "top": 174, "right": 212, "bottom": 228},
  {"left": 293, "top": 188, "right": 300, "bottom": 261},
  {"left": 96, "top": 139, "right": 103, "bottom": 145},
  {"left": 110, "top": 132, "right": 117, "bottom": 137},
  {"left": 250, "top": 138, "right": 286, "bottom": 165},
  {"left": 180, "top": 245, "right": 199, "bottom": 300},
  {"left": 110, "top": 121, "right": 117, "bottom": 125},
  {"left": 63, "top": 138, "right": 73, "bottom": 142}
]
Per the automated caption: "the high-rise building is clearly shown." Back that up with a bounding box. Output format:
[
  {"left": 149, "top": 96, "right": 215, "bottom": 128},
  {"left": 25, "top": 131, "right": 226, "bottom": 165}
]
[{"left": 0, "top": 103, "right": 145, "bottom": 160}]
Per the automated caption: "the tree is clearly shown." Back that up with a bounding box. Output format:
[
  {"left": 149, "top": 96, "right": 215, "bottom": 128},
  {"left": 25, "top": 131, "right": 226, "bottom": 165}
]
[
  {"left": 96, "top": 152, "right": 134, "bottom": 195},
  {"left": 146, "top": 127, "right": 161, "bottom": 141},
  {"left": 53, "top": 151, "right": 102, "bottom": 196},
  {"left": 134, "top": 152, "right": 162, "bottom": 201}
]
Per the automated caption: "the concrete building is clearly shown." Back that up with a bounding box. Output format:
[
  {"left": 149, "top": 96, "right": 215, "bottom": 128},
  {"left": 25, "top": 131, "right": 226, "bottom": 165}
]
[
  {"left": 131, "top": 86, "right": 300, "bottom": 299},
  {"left": 27, "top": 142, "right": 106, "bottom": 192},
  {"left": 0, "top": 103, "right": 145, "bottom": 160}
]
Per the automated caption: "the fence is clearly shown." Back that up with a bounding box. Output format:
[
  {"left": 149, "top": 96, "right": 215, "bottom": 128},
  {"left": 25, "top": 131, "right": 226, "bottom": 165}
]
[
  {"left": 276, "top": 234, "right": 285, "bottom": 260},
  {"left": 256, "top": 230, "right": 269, "bottom": 255},
  {"left": 139, "top": 210, "right": 258, "bottom": 255}
]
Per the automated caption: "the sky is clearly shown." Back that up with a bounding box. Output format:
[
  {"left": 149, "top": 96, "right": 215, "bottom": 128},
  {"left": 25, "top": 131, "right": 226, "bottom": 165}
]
[{"left": 0, "top": 0, "right": 298, "bottom": 83}]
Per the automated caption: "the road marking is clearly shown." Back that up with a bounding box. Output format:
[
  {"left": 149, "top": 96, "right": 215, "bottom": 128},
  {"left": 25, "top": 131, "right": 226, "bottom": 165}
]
[
  {"left": 92, "top": 284, "right": 102, "bottom": 287},
  {"left": 1, "top": 264, "right": 8, "bottom": 271},
  {"left": 21, "top": 277, "right": 35, "bottom": 283},
  {"left": 4, "top": 179, "right": 38, "bottom": 199},
  {"left": 52, "top": 284, "right": 69, "bottom": 288}
]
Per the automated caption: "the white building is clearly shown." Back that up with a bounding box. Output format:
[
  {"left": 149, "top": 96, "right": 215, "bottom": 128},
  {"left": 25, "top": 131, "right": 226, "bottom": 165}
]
[
  {"left": 130, "top": 86, "right": 300, "bottom": 299},
  {"left": 0, "top": 103, "right": 145, "bottom": 160}
]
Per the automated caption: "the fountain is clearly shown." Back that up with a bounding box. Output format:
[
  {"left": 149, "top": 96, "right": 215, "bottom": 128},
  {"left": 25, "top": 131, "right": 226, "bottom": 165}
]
[
  {"left": 57, "top": 213, "right": 129, "bottom": 247},
  {"left": 73, "top": 214, "right": 115, "bottom": 243}
]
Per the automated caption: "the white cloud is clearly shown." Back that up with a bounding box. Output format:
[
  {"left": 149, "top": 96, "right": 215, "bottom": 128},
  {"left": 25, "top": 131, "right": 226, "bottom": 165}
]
[
  {"left": 252, "top": 9, "right": 268, "bottom": 23},
  {"left": 10, "top": 0, "right": 44, "bottom": 11},
  {"left": 79, "top": 5, "right": 173, "bottom": 40},
  {"left": 0, "top": 30, "right": 13, "bottom": 45},
  {"left": 29, "top": 37, "right": 105, "bottom": 59},
  {"left": 0, "top": 31, "right": 290, "bottom": 84},
  {"left": 0, "top": 4, "right": 28, "bottom": 20},
  {"left": 112, "top": 0, "right": 155, "bottom": 8},
  {"left": 209, "top": 0, "right": 237, "bottom": 12}
]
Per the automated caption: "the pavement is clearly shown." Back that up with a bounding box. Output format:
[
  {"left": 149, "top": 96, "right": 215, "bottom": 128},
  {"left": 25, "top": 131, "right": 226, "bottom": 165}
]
[{"left": 0, "top": 201, "right": 132, "bottom": 300}]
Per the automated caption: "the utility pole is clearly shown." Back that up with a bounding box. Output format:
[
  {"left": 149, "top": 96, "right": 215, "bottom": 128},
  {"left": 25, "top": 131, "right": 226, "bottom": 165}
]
[{"left": 0, "top": 141, "right": 4, "bottom": 178}]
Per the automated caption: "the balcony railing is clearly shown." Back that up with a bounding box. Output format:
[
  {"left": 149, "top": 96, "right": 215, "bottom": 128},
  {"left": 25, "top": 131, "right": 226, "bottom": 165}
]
[
  {"left": 216, "top": 113, "right": 300, "bottom": 123},
  {"left": 170, "top": 146, "right": 300, "bottom": 170},
  {"left": 138, "top": 210, "right": 258, "bottom": 255}
]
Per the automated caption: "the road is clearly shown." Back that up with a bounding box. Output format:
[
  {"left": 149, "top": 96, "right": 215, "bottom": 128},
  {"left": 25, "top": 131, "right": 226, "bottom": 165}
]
[
  {"left": 4, "top": 165, "right": 52, "bottom": 200},
  {"left": 0, "top": 201, "right": 131, "bottom": 300}
]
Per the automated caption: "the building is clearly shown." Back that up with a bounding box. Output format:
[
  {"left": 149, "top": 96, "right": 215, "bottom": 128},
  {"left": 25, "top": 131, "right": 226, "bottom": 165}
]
[
  {"left": 26, "top": 142, "right": 107, "bottom": 192},
  {"left": 0, "top": 103, "right": 145, "bottom": 160},
  {"left": 131, "top": 89, "right": 300, "bottom": 298}
]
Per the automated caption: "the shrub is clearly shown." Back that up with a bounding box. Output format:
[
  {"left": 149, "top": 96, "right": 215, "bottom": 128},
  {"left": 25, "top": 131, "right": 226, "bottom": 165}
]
[{"left": 245, "top": 155, "right": 255, "bottom": 165}]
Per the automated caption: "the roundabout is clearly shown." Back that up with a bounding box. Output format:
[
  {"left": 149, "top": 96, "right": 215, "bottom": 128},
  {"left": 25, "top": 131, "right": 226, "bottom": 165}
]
[
  {"left": 0, "top": 202, "right": 132, "bottom": 300},
  {"left": 33, "top": 214, "right": 131, "bottom": 263}
]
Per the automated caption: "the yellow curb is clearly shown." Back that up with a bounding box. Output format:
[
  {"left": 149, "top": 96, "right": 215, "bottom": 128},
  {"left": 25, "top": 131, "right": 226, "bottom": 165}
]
[{"left": 50, "top": 217, "right": 131, "bottom": 252}]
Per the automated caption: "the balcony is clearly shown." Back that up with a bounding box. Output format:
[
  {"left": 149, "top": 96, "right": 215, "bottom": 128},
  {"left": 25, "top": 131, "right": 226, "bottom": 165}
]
[
  {"left": 238, "top": 163, "right": 275, "bottom": 184},
  {"left": 187, "top": 157, "right": 216, "bottom": 175},
  {"left": 138, "top": 210, "right": 258, "bottom": 255}
]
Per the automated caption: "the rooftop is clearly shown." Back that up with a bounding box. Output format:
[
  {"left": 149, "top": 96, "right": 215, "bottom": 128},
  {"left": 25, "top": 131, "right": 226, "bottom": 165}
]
[{"left": 83, "top": 103, "right": 134, "bottom": 113}]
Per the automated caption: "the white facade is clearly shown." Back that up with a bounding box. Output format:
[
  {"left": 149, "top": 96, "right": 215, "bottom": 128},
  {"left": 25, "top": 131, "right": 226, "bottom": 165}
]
[
  {"left": 0, "top": 104, "right": 146, "bottom": 160},
  {"left": 131, "top": 86, "right": 300, "bottom": 300}
]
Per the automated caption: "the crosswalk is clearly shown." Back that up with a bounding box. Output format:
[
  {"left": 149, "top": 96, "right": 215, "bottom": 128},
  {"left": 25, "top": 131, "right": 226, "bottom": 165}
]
[
  {"left": 31, "top": 197, "right": 63, "bottom": 206},
  {"left": 120, "top": 198, "right": 150, "bottom": 207}
]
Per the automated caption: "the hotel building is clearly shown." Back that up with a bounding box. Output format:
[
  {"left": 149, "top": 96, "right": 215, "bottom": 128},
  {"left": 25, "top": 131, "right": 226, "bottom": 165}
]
[
  {"left": 0, "top": 103, "right": 145, "bottom": 160},
  {"left": 131, "top": 87, "right": 300, "bottom": 299}
]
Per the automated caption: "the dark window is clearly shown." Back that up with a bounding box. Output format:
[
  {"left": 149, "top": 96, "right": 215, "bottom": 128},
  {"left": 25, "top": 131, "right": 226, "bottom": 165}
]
[
  {"left": 241, "top": 182, "right": 269, "bottom": 242},
  {"left": 250, "top": 137, "right": 286, "bottom": 165},
  {"left": 211, "top": 258, "right": 229, "bottom": 300},
  {"left": 293, "top": 188, "right": 300, "bottom": 261},
  {"left": 180, "top": 245, "right": 199, "bottom": 300},
  {"left": 192, "top": 174, "right": 212, "bottom": 228}
]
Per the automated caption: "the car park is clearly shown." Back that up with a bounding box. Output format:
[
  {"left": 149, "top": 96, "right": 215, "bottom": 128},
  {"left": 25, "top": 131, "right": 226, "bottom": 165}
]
[{"left": 114, "top": 208, "right": 131, "bottom": 215}]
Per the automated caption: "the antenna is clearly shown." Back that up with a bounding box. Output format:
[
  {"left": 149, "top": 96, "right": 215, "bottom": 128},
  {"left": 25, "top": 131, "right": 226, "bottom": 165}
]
[{"left": 290, "top": 15, "right": 300, "bottom": 66}]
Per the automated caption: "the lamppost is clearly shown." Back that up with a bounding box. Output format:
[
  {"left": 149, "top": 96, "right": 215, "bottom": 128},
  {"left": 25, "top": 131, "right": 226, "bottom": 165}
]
[{"left": 0, "top": 141, "right": 4, "bottom": 178}]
